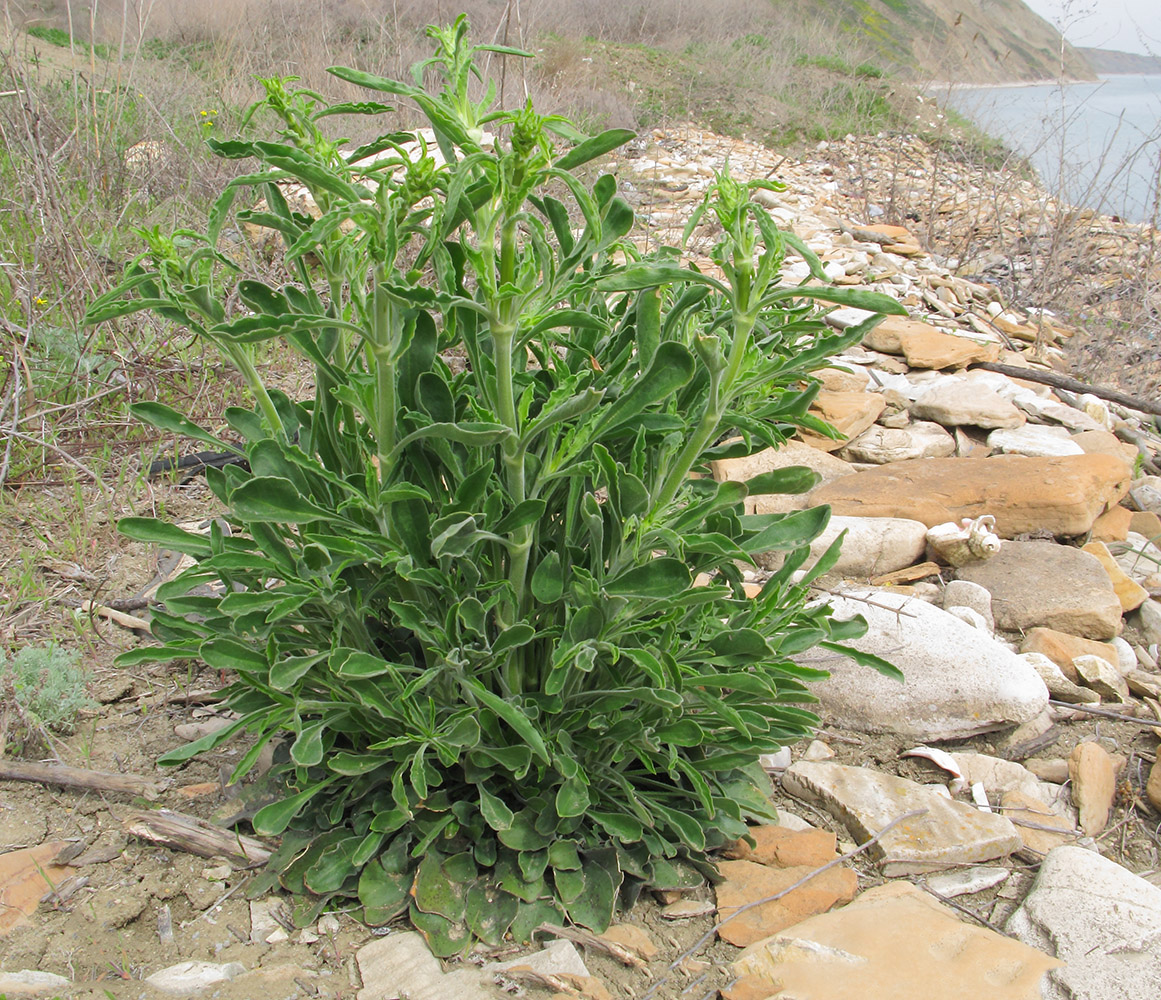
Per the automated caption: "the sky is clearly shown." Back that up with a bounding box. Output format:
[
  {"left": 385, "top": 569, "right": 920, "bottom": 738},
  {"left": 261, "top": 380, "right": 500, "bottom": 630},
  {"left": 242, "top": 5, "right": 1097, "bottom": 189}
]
[{"left": 1022, "top": 0, "right": 1160, "bottom": 55}]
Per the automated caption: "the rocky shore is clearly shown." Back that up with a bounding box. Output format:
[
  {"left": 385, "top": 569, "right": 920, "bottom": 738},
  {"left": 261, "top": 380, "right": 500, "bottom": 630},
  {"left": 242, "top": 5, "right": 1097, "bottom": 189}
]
[{"left": 5, "top": 123, "right": 1161, "bottom": 1000}]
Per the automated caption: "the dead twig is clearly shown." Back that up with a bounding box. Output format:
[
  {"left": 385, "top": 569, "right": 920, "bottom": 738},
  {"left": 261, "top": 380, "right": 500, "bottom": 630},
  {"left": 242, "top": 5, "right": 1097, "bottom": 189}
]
[
  {"left": 1048, "top": 699, "right": 1161, "bottom": 732},
  {"left": 534, "top": 922, "right": 647, "bottom": 968},
  {"left": 122, "top": 807, "right": 272, "bottom": 864},
  {"left": 0, "top": 759, "right": 170, "bottom": 800},
  {"left": 78, "top": 599, "right": 151, "bottom": 632},
  {"left": 971, "top": 361, "right": 1161, "bottom": 417}
]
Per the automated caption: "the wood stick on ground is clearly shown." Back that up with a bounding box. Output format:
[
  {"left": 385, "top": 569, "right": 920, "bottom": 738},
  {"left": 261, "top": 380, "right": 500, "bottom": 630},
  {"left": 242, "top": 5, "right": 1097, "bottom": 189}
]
[
  {"left": 0, "top": 759, "right": 170, "bottom": 800},
  {"left": 122, "top": 808, "right": 272, "bottom": 864},
  {"left": 970, "top": 361, "right": 1161, "bottom": 417},
  {"left": 78, "top": 599, "right": 151, "bottom": 632},
  {"left": 1048, "top": 699, "right": 1161, "bottom": 731},
  {"left": 533, "top": 923, "right": 647, "bottom": 968}
]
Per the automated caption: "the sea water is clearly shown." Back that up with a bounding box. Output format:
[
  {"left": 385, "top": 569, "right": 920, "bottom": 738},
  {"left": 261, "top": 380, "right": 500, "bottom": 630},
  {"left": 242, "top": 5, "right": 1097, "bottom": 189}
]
[{"left": 942, "top": 75, "right": 1161, "bottom": 224}]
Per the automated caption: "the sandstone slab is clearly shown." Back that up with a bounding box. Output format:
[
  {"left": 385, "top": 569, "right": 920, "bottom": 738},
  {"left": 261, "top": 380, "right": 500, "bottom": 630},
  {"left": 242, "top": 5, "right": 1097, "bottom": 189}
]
[
  {"left": 712, "top": 440, "right": 854, "bottom": 515},
  {"left": 1073, "top": 654, "right": 1130, "bottom": 702},
  {"left": 1006, "top": 845, "right": 1161, "bottom": 1000},
  {"left": 837, "top": 421, "right": 955, "bottom": 464},
  {"left": 357, "top": 932, "right": 491, "bottom": 1000},
  {"left": 1020, "top": 652, "right": 1099, "bottom": 704},
  {"left": 911, "top": 381, "right": 1025, "bottom": 429},
  {"left": 715, "top": 859, "right": 858, "bottom": 946},
  {"left": 1082, "top": 540, "right": 1149, "bottom": 611},
  {"left": 1090, "top": 504, "right": 1133, "bottom": 542},
  {"left": 1000, "top": 789, "right": 1078, "bottom": 855},
  {"left": 725, "top": 826, "right": 837, "bottom": 868},
  {"left": 144, "top": 962, "right": 246, "bottom": 994},
  {"left": 782, "top": 761, "right": 1024, "bottom": 876},
  {"left": 897, "top": 325, "right": 1001, "bottom": 370},
  {"left": 956, "top": 541, "right": 1122, "bottom": 640},
  {"left": 1069, "top": 742, "right": 1117, "bottom": 836},
  {"left": 796, "top": 589, "right": 1047, "bottom": 739},
  {"left": 735, "top": 880, "right": 1059, "bottom": 1000},
  {"left": 809, "top": 454, "right": 1131, "bottom": 538},
  {"left": 799, "top": 390, "right": 887, "bottom": 452},
  {"left": 1019, "top": 627, "right": 1119, "bottom": 682},
  {"left": 1129, "top": 510, "right": 1161, "bottom": 540}
]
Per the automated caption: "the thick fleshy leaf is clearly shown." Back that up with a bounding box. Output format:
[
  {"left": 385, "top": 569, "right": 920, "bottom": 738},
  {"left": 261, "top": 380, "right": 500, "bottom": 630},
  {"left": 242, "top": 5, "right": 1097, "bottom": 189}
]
[
  {"left": 229, "top": 477, "right": 335, "bottom": 523},
  {"left": 358, "top": 861, "right": 412, "bottom": 925},
  {"left": 132, "top": 402, "right": 238, "bottom": 453},
  {"left": 605, "top": 559, "right": 691, "bottom": 599},
  {"left": 459, "top": 679, "right": 550, "bottom": 764},
  {"left": 464, "top": 882, "right": 519, "bottom": 945}
]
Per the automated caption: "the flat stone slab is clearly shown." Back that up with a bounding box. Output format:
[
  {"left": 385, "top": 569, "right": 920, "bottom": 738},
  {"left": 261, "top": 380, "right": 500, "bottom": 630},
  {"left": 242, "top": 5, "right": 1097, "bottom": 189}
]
[
  {"left": 1006, "top": 845, "right": 1161, "bottom": 1000},
  {"left": 782, "top": 761, "right": 1024, "bottom": 876},
  {"left": 734, "top": 881, "right": 1059, "bottom": 999},
  {"left": 956, "top": 541, "right": 1122, "bottom": 640},
  {"left": 809, "top": 454, "right": 1131, "bottom": 538}
]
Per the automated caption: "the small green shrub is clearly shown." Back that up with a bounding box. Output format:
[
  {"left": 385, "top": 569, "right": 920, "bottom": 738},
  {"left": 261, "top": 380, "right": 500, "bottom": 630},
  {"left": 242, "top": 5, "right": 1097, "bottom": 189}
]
[
  {"left": 89, "top": 15, "right": 903, "bottom": 951},
  {"left": 0, "top": 643, "right": 95, "bottom": 735}
]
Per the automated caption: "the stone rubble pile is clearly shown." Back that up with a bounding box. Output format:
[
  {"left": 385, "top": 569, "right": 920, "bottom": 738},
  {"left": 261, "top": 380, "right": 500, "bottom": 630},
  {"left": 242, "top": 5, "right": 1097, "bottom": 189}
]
[{"left": 607, "top": 125, "right": 1161, "bottom": 1000}]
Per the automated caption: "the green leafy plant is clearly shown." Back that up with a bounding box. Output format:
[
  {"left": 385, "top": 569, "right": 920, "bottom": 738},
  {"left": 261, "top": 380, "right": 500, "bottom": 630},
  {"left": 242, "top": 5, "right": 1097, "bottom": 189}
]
[
  {"left": 87, "top": 15, "right": 904, "bottom": 952},
  {"left": 0, "top": 643, "right": 95, "bottom": 739}
]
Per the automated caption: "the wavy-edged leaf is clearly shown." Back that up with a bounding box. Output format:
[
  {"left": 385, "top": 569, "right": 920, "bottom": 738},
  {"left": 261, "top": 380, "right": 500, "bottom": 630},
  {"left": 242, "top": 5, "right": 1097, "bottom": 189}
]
[{"left": 118, "top": 517, "right": 212, "bottom": 558}]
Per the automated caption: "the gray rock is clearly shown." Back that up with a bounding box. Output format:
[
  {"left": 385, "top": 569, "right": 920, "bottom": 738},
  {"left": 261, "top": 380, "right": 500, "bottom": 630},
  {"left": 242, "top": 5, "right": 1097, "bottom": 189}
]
[
  {"left": 986, "top": 425, "right": 1084, "bottom": 458},
  {"left": 797, "top": 515, "right": 928, "bottom": 579},
  {"left": 1073, "top": 654, "right": 1130, "bottom": 702},
  {"left": 942, "top": 579, "right": 994, "bottom": 630},
  {"left": 782, "top": 761, "right": 1024, "bottom": 876},
  {"left": 838, "top": 421, "right": 955, "bottom": 464},
  {"left": 925, "top": 866, "right": 1009, "bottom": 898},
  {"left": 945, "top": 605, "right": 990, "bottom": 631},
  {"left": 796, "top": 588, "right": 1048, "bottom": 740},
  {"left": 956, "top": 541, "right": 1123, "bottom": 640},
  {"left": 1109, "top": 636, "right": 1138, "bottom": 674},
  {"left": 911, "top": 380, "right": 1025, "bottom": 429},
  {"left": 1115, "top": 533, "right": 1161, "bottom": 585},
  {"left": 1006, "top": 845, "right": 1161, "bottom": 1000},
  {"left": 0, "top": 971, "right": 72, "bottom": 997},
  {"left": 1136, "top": 598, "right": 1161, "bottom": 646},
  {"left": 144, "top": 962, "right": 246, "bottom": 994},
  {"left": 1129, "top": 475, "right": 1161, "bottom": 513},
  {"left": 485, "top": 940, "right": 589, "bottom": 978},
  {"left": 356, "top": 932, "right": 491, "bottom": 1000},
  {"left": 1020, "top": 652, "right": 1100, "bottom": 704}
]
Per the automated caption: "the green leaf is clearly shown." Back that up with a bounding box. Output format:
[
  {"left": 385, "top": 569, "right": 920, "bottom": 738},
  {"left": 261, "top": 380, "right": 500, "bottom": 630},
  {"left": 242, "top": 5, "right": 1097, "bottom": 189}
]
[
  {"left": 767, "top": 285, "right": 908, "bottom": 314},
  {"left": 555, "top": 776, "right": 591, "bottom": 818},
  {"left": 290, "top": 721, "right": 327, "bottom": 766},
  {"left": 554, "top": 128, "right": 636, "bottom": 170},
  {"left": 413, "top": 853, "right": 467, "bottom": 922},
  {"left": 132, "top": 402, "right": 238, "bottom": 454},
  {"left": 493, "top": 624, "right": 536, "bottom": 656},
  {"left": 742, "top": 506, "right": 831, "bottom": 554},
  {"left": 230, "top": 477, "right": 335, "bottom": 523},
  {"left": 561, "top": 862, "right": 617, "bottom": 932},
  {"left": 745, "top": 466, "right": 821, "bottom": 496},
  {"left": 252, "top": 779, "right": 337, "bottom": 836},
  {"left": 464, "top": 883, "right": 519, "bottom": 946},
  {"left": 818, "top": 640, "right": 904, "bottom": 681},
  {"left": 479, "top": 787, "right": 515, "bottom": 832},
  {"left": 459, "top": 679, "right": 550, "bottom": 764},
  {"left": 118, "top": 517, "right": 212, "bottom": 558},
  {"left": 530, "top": 551, "right": 564, "bottom": 603},
  {"left": 605, "top": 558, "right": 691, "bottom": 599},
  {"left": 358, "top": 861, "right": 412, "bottom": 925},
  {"left": 410, "top": 904, "right": 472, "bottom": 958}
]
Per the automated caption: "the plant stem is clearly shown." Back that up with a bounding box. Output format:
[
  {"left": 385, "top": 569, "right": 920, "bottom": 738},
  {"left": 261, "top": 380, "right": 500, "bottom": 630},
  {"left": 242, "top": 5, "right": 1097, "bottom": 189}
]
[
  {"left": 372, "top": 268, "right": 396, "bottom": 486},
  {"left": 227, "top": 345, "right": 285, "bottom": 441}
]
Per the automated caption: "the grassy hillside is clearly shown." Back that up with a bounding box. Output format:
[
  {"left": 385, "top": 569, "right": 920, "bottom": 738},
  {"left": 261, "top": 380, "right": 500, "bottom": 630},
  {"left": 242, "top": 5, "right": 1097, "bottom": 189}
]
[{"left": 0, "top": 0, "right": 1086, "bottom": 493}]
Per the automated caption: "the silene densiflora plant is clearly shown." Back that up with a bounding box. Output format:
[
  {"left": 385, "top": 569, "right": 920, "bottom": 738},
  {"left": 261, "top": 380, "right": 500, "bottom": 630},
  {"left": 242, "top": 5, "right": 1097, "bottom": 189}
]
[{"left": 87, "top": 16, "right": 904, "bottom": 953}]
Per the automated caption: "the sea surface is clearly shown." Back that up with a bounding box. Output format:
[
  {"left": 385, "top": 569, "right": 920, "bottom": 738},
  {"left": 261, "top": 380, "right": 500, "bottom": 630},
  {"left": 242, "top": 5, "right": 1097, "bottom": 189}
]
[{"left": 941, "top": 75, "right": 1161, "bottom": 224}]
